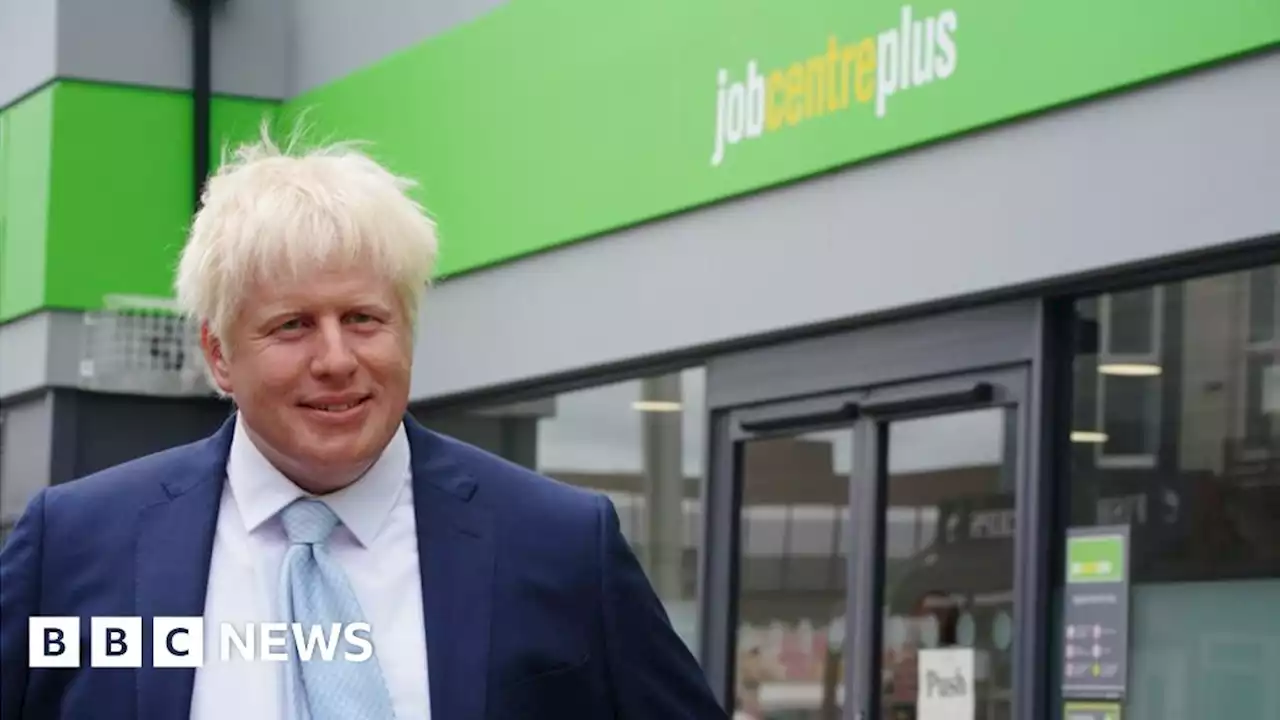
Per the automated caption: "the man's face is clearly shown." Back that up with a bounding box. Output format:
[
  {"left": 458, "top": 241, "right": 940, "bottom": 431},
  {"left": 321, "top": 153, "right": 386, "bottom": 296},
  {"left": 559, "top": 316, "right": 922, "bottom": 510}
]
[{"left": 203, "top": 265, "right": 413, "bottom": 492}]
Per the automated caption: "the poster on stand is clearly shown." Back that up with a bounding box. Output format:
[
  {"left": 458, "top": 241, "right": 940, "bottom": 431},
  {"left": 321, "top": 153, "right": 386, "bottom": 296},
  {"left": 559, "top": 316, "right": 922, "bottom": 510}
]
[{"left": 1060, "top": 525, "right": 1130, "bottom": 700}]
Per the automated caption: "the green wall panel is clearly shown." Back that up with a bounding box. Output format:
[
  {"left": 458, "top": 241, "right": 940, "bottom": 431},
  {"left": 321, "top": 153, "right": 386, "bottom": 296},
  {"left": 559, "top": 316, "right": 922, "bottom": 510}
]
[
  {"left": 211, "top": 95, "right": 283, "bottom": 167},
  {"left": 44, "top": 82, "right": 194, "bottom": 313},
  {"left": 0, "top": 81, "right": 277, "bottom": 322},
  {"left": 283, "top": 0, "right": 1280, "bottom": 279},
  {"left": 0, "top": 88, "right": 56, "bottom": 321}
]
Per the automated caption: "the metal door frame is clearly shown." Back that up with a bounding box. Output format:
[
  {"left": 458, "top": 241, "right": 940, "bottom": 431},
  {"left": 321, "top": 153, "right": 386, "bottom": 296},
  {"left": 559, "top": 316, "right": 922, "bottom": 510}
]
[
  {"left": 850, "top": 366, "right": 1029, "bottom": 720},
  {"left": 698, "top": 299, "right": 1057, "bottom": 720}
]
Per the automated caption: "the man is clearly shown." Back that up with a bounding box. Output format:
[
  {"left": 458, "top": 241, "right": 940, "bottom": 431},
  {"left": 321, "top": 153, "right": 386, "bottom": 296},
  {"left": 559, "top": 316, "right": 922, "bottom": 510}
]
[{"left": 0, "top": 135, "right": 728, "bottom": 719}]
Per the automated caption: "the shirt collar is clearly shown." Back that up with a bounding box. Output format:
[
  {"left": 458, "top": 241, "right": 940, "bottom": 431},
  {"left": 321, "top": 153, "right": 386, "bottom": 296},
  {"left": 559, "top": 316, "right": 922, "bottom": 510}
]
[{"left": 226, "top": 413, "right": 411, "bottom": 547}]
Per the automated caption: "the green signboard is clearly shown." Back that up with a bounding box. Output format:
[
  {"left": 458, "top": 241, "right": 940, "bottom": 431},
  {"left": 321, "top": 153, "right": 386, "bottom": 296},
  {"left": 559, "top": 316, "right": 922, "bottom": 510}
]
[
  {"left": 1, "top": 2, "right": 1277, "bottom": 322},
  {"left": 285, "top": 0, "right": 1280, "bottom": 278},
  {"left": 1066, "top": 532, "right": 1126, "bottom": 584}
]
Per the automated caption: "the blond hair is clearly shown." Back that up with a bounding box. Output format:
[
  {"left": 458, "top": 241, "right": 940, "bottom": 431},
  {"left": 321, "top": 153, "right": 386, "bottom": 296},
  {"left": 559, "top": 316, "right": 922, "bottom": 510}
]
[{"left": 174, "top": 124, "right": 438, "bottom": 346}]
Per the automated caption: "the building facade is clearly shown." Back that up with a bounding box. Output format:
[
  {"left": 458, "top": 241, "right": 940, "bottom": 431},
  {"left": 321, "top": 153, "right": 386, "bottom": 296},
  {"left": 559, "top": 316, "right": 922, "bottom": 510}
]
[{"left": 1, "top": 2, "right": 1278, "bottom": 719}]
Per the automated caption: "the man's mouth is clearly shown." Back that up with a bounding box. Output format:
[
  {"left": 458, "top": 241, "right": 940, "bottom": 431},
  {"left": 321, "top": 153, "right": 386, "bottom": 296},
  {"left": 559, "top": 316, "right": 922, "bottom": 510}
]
[{"left": 301, "top": 396, "right": 371, "bottom": 413}]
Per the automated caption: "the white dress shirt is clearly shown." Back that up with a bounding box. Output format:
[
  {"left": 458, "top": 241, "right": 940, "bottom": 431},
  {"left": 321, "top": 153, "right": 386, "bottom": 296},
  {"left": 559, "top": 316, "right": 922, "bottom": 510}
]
[{"left": 190, "top": 417, "right": 431, "bottom": 719}]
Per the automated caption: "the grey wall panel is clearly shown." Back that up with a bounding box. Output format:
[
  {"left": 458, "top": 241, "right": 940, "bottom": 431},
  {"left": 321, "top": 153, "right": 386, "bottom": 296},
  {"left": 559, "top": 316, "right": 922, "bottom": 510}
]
[
  {"left": 0, "top": 311, "right": 86, "bottom": 399},
  {"left": 0, "top": 392, "right": 53, "bottom": 521},
  {"left": 55, "top": 0, "right": 288, "bottom": 99},
  {"left": 0, "top": 313, "right": 54, "bottom": 398},
  {"left": 706, "top": 301, "right": 1040, "bottom": 410},
  {"left": 289, "top": 0, "right": 508, "bottom": 95},
  {"left": 68, "top": 391, "right": 232, "bottom": 480},
  {"left": 49, "top": 0, "right": 504, "bottom": 103},
  {"left": 0, "top": 389, "right": 232, "bottom": 522},
  {"left": 211, "top": 0, "right": 290, "bottom": 99},
  {"left": 408, "top": 51, "right": 1280, "bottom": 402},
  {"left": 44, "top": 312, "right": 85, "bottom": 389},
  {"left": 57, "top": 0, "right": 192, "bottom": 92},
  {"left": 0, "top": 0, "right": 58, "bottom": 108}
]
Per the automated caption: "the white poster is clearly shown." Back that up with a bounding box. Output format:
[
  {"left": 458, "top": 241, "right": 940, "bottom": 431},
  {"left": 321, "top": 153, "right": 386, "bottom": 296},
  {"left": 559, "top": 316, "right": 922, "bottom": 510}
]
[{"left": 917, "top": 648, "right": 976, "bottom": 720}]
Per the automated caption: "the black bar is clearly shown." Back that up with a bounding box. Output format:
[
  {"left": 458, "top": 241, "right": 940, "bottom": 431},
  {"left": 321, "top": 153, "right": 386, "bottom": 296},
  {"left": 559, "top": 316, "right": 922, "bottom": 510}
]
[
  {"left": 1030, "top": 299, "right": 1078, "bottom": 720},
  {"left": 738, "top": 403, "right": 858, "bottom": 433},
  {"left": 190, "top": 0, "right": 213, "bottom": 212},
  {"left": 848, "top": 420, "right": 888, "bottom": 720},
  {"left": 859, "top": 381, "right": 993, "bottom": 417}
]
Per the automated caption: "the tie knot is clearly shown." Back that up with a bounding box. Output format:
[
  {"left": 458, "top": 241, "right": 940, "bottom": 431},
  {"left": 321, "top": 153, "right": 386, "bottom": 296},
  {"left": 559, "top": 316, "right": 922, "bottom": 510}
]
[{"left": 281, "top": 499, "right": 340, "bottom": 545}]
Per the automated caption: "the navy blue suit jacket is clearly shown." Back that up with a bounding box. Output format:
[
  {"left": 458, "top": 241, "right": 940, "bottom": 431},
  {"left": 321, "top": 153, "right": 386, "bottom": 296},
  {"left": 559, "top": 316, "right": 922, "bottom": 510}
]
[{"left": 0, "top": 414, "right": 727, "bottom": 719}]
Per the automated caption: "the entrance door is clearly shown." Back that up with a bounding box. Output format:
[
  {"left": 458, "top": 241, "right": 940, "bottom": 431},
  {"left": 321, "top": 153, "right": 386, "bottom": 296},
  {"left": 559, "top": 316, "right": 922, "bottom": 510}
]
[
  {"left": 851, "top": 370, "right": 1025, "bottom": 720},
  {"left": 700, "top": 302, "right": 1047, "bottom": 720},
  {"left": 726, "top": 390, "right": 864, "bottom": 719}
]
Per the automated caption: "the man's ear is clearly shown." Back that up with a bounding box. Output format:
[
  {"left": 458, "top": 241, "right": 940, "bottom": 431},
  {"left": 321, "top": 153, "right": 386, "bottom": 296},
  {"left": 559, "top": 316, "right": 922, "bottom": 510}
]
[{"left": 200, "top": 322, "right": 234, "bottom": 395}]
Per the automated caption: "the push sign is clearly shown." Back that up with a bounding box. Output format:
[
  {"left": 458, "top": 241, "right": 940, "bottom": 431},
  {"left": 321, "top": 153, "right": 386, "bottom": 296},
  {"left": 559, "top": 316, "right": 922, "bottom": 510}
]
[{"left": 917, "top": 648, "right": 975, "bottom": 720}]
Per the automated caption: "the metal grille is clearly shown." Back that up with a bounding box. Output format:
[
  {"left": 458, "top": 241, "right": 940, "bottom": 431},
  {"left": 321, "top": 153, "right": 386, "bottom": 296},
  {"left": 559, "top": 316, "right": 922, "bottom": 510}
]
[{"left": 78, "top": 295, "right": 212, "bottom": 396}]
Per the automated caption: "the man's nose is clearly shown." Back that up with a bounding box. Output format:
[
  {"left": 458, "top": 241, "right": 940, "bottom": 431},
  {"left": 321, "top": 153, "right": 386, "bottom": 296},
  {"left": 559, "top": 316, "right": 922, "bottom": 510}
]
[{"left": 311, "top": 317, "right": 359, "bottom": 376}]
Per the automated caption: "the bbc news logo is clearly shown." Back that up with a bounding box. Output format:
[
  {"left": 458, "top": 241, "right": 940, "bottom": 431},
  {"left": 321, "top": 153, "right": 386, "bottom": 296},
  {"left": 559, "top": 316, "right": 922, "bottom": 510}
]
[{"left": 29, "top": 617, "right": 374, "bottom": 668}]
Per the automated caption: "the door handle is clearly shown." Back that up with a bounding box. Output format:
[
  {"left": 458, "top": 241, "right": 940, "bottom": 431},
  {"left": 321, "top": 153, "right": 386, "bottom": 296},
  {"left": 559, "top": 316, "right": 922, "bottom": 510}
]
[
  {"left": 859, "top": 381, "right": 994, "bottom": 416},
  {"left": 739, "top": 402, "right": 859, "bottom": 433}
]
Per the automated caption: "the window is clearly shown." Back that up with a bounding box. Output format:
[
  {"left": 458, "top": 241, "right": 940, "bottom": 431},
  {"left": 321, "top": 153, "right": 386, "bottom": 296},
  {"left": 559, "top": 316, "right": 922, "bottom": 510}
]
[
  {"left": 418, "top": 367, "right": 707, "bottom": 652},
  {"left": 1060, "top": 267, "right": 1280, "bottom": 720},
  {"left": 1087, "top": 287, "right": 1165, "bottom": 468}
]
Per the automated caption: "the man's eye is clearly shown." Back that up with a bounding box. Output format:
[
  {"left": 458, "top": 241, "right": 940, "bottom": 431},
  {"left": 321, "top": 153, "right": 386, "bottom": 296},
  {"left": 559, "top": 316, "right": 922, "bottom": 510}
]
[
  {"left": 278, "top": 318, "right": 304, "bottom": 331},
  {"left": 347, "top": 313, "right": 374, "bottom": 324}
]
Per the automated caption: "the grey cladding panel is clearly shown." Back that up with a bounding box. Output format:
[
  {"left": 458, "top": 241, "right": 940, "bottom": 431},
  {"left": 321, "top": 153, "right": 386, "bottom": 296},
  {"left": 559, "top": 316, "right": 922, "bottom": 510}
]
[
  {"left": 0, "top": 0, "right": 58, "bottom": 108},
  {"left": 69, "top": 392, "right": 232, "bottom": 479},
  {"left": 56, "top": 0, "right": 192, "bottom": 93},
  {"left": 0, "top": 312, "right": 89, "bottom": 400},
  {"left": 706, "top": 301, "right": 1041, "bottom": 409},
  {"left": 0, "top": 314, "right": 54, "bottom": 398},
  {"left": 55, "top": 0, "right": 290, "bottom": 99},
  {"left": 212, "top": 0, "right": 291, "bottom": 99},
  {"left": 0, "top": 390, "right": 232, "bottom": 523},
  {"left": 289, "top": 0, "right": 509, "bottom": 95},
  {"left": 46, "top": 0, "right": 504, "bottom": 101},
  {"left": 0, "top": 393, "right": 54, "bottom": 521}
]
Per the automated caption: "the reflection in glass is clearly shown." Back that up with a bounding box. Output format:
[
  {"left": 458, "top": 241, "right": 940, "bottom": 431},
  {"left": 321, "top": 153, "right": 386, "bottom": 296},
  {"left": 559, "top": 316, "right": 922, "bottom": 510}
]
[
  {"left": 1065, "top": 267, "right": 1280, "bottom": 720},
  {"left": 735, "top": 430, "right": 851, "bottom": 720},
  {"left": 879, "top": 408, "right": 1014, "bottom": 720},
  {"left": 418, "top": 367, "right": 707, "bottom": 652}
]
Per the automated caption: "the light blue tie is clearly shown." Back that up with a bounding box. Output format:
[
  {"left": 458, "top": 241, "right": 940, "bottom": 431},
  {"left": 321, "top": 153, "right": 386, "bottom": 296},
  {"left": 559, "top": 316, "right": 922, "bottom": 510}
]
[{"left": 278, "top": 498, "right": 396, "bottom": 720}]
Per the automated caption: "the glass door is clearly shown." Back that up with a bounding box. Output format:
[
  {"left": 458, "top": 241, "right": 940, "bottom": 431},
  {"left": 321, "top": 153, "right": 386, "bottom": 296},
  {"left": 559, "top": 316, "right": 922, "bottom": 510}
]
[
  {"left": 700, "top": 300, "right": 1049, "bottom": 720},
  {"left": 717, "top": 367, "right": 1029, "bottom": 720},
  {"left": 727, "top": 391, "right": 864, "bottom": 720},
  {"left": 851, "top": 369, "right": 1027, "bottom": 720}
]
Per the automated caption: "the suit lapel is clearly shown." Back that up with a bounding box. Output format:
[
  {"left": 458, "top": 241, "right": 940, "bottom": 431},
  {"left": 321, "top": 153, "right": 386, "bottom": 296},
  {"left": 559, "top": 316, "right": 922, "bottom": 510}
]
[
  {"left": 407, "top": 418, "right": 495, "bottom": 720},
  {"left": 136, "top": 417, "right": 234, "bottom": 720}
]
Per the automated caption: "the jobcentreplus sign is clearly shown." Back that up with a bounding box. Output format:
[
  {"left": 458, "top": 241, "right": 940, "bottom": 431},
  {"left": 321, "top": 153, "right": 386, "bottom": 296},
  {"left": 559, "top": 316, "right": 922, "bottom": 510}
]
[{"left": 28, "top": 617, "right": 374, "bottom": 668}]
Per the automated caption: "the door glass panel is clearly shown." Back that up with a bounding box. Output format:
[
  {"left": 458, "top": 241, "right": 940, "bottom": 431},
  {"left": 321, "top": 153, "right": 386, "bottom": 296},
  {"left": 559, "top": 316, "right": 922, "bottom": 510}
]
[
  {"left": 879, "top": 408, "right": 1015, "bottom": 720},
  {"left": 736, "top": 429, "right": 852, "bottom": 720}
]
